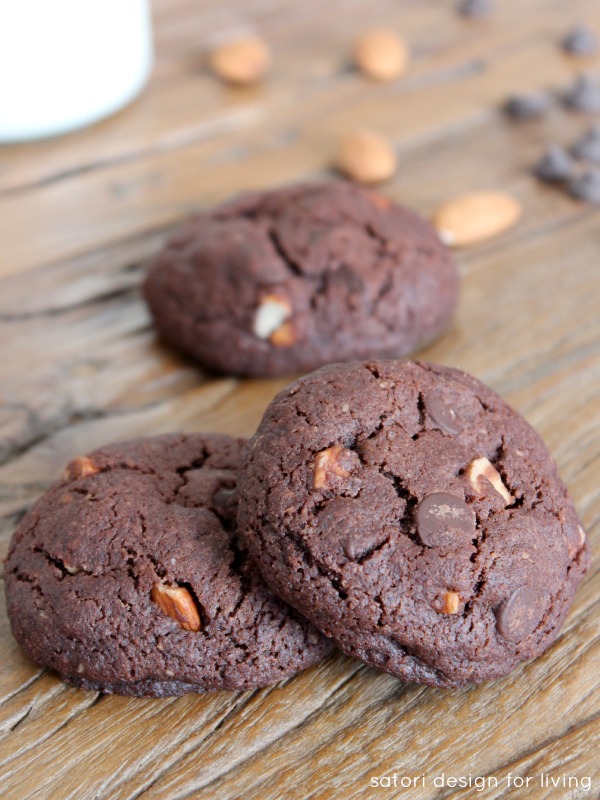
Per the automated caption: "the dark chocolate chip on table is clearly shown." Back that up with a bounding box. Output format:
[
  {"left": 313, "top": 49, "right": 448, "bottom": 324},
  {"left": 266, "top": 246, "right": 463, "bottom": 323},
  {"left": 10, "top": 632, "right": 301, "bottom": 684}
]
[
  {"left": 504, "top": 92, "right": 550, "bottom": 121},
  {"left": 534, "top": 144, "right": 574, "bottom": 183},
  {"left": 569, "top": 167, "right": 600, "bottom": 203},
  {"left": 457, "top": 0, "right": 492, "bottom": 18},
  {"left": 563, "top": 74, "right": 600, "bottom": 112},
  {"left": 416, "top": 492, "right": 476, "bottom": 547},
  {"left": 561, "top": 24, "right": 598, "bottom": 57},
  {"left": 571, "top": 124, "right": 600, "bottom": 163}
]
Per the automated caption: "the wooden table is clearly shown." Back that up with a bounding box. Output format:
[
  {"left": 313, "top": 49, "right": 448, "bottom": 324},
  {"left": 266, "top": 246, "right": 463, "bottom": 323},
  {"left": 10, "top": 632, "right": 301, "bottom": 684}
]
[{"left": 1, "top": 1, "right": 599, "bottom": 797}]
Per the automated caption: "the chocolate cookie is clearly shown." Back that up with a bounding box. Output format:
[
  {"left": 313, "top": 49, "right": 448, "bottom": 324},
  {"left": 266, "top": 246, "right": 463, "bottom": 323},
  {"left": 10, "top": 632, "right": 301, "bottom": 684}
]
[
  {"left": 4, "top": 434, "right": 332, "bottom": 696},
  {"left": 238, "top": 360, "right": 590, "bottom": 688},
  {"left": 143, "top": 182, "right": 459, "bottom": 377}
]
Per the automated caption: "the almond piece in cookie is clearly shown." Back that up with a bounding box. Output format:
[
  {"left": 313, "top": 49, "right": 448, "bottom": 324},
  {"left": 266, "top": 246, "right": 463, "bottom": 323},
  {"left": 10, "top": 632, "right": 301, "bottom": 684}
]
[
  {"left": 467, "top": 456, "right": 513, "bottom": 506},
  {"left": 151, "top": 583, "right": 201, "bottom": 632}
]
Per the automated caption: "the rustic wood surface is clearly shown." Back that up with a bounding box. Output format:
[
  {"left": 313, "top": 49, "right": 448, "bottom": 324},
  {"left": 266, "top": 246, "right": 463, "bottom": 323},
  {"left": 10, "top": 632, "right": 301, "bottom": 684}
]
[{"left": 1, "top": 1, "right": 599, "bottom": 798}]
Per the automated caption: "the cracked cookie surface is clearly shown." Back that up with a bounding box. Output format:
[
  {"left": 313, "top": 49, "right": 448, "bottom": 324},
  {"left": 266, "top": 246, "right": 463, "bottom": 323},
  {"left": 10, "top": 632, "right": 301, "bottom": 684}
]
[
  {"left": 143, "top": 182, "right": 459, "bottom": 377},
  {"left": 238, "top": 360, "right": 590, "bottom": 687},
  {"left": 4, "top": 434, "right": 332, "bottom": 697}
]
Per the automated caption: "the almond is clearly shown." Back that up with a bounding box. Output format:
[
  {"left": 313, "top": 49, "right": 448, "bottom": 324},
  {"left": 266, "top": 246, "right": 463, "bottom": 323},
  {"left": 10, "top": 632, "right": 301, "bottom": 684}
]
[
  {"left": 313, "top": 445, "right": 354, "bottom": 489},
  {"left": 354, "top": 28, "right": 409, "bottom": 82},
  {"left": 433, "top": 191, "right": 522, "bottom": 247},
  {"left": 63, "top": 456, "right": 99, "bottom": 481},
  {"left": 467, "top": 456, "right": 513, "bottom": 506},
  {"left": 336, "top": 130, "right": 397, "bottom": 184},
  {"left": 209, "top": 36, "right": 271, "bottom": 86},
  {"left": 269, "top": 320, "right": 296, "bottom": 347},
  {"left": 151, "top": 583, "right": 201, "bottom": 632},
  {"left": 253, "top": 295, "right": 292, "bottom": 341},
  {"left": 440, "top": 591, "right": 461, "bottom": 614}
]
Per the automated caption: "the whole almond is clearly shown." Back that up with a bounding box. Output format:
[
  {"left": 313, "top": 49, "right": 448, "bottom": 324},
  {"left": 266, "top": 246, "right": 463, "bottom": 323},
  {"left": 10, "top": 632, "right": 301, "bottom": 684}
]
[
  {"left": 433, "top": 191, "right": 522, "bottom": 247},
  {"left": 336, "top": 130, "right": 397, "bottom": 184},
  {"left": 354, "top": 28, "right": 409, "bottom": 82},
  {"left": 151, "top": 583, "right": 201, "bottom": 632},
  {"left": 209, "top": 36, "right": 271, "bottom": 86}
]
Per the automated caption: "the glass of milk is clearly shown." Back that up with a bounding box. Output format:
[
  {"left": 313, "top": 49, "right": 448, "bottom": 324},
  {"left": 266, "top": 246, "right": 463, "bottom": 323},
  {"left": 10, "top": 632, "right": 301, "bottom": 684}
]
[{"left": 0, "top": 0, "right": 153, "bottom": 142}]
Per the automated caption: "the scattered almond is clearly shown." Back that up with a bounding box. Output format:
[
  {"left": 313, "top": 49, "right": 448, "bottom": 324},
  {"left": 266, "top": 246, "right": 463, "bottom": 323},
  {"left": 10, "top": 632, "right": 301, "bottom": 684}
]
[
  {"left": 63, "top": 456, "right": 99, "bottom": 481},
  {"left": 314, "top": 445, "right": 352, "bottom": 489},
  {"left": 151, "top": 583, "right": 201, "bottom": 632},
  {"left": 354, "top": 28, "right": 409, "bottom": 82},
  {"left": 467, "top": 457, "right": 513, "bottom": 506},
  {"left": 208, "top": 36, "right": 271, "bottom": 86},
  {"left": 336, "top": 130, "right": 397, "bottom": 184},
  {"left": 433, "top": 191, "right": 522, "bottom": 247},
  {"left": 253, "top": 294, "right": 293, "bottom": 342},
  {"left": 440, "top": 591, "right": 461, "bottom": 614}
]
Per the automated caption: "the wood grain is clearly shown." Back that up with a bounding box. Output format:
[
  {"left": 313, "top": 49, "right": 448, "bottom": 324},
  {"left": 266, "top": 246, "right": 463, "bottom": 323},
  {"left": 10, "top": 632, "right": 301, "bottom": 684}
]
[{"left": 1, "top": 1, "right": 599, "bottom": 798}]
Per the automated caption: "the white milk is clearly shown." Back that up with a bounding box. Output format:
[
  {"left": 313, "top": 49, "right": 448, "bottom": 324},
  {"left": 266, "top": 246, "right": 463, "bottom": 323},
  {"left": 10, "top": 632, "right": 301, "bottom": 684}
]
[{"left": 0, "top": 0, "right": 153, "bottom": 142}]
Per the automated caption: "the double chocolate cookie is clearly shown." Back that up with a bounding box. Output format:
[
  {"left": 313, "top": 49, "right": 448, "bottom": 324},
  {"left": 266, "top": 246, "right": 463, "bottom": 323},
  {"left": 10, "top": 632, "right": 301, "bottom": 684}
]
[
  {"left": 238, "top": 360, "right": 590, "bottom": 687},
  {"left": 4, "top": 434, "right": 332, "bottom": 696},
  {"left": 144, "top": 182, "right": 459, "bottom": 377}
]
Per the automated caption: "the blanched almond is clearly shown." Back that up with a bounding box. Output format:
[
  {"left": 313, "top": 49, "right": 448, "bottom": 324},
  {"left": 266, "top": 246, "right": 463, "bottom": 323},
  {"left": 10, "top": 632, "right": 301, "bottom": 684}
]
[{"left": 433, "top": 191, "right": 522, "bottom": 247}]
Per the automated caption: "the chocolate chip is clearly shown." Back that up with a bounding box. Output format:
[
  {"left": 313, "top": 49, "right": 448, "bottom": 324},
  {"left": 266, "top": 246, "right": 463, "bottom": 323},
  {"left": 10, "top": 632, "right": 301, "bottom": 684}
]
[
  {"left": 495, "top": 586, "right": 545, "bottom": 642},
  {"left": 416, "top": 492, "right": 476, "bottom": 547},
  {"left": 457, "top": 0, "right": 492, "bottom": 18},
  {"left": 571, "top": 124, "right": 600, "bottom": 163},
  {"left": 563, "top": 74, "right": 600, "bottom": 113},
  {"left": 504, "top": 92, "right": 550, "bottom": 121},
  {"left": 424, "top": 390, "right": 461, "bottom": 434},
  {"left": 534, "top": 145, "right": 574, "bottom": 183},
  {"left": 569, "top": 167, "right": 600, "bottom": 203},
  {"left": 561, "top": 24, "right": 598, "bottom": 57}
]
